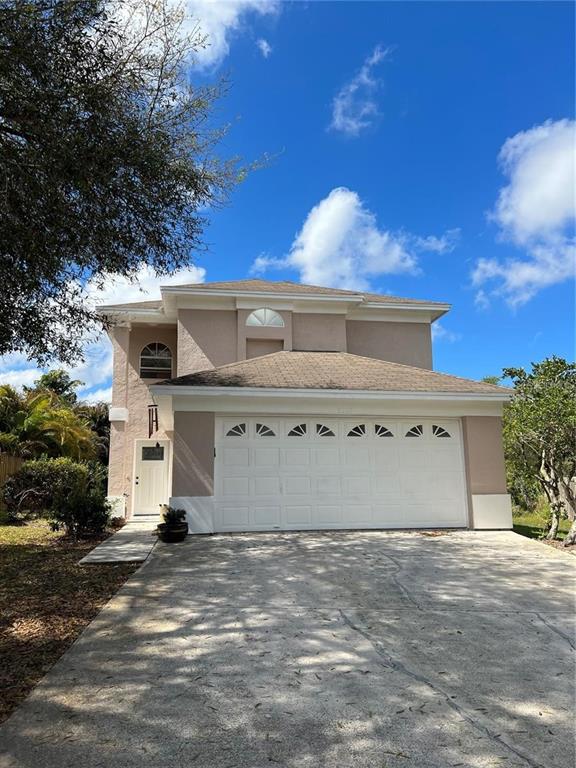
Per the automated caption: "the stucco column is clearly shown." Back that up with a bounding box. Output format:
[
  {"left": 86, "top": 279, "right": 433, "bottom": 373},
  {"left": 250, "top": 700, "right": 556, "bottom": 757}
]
[
  {"left": 107, "top": 324, "right": 130, "bottom": 505},
  {"left": 461, "top": 416, "right": 512, "bottom": 529}
]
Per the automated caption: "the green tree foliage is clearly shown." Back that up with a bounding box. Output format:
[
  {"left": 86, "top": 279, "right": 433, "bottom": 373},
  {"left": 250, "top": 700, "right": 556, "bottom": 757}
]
[
  {"left": 0, "top": 384, "right": 96, "bottom": 459},
  {"left": 503, "top": 357, "right": 576, "bottom": 546},
  {"left": 0, "top": 0, "right": 241, "bottom": 364},
  {"left": 75, "top": 401, "right": 110, "bottom": 464},
  {"left": 24, "top": 370, "right": 83, "bottom": 405}
]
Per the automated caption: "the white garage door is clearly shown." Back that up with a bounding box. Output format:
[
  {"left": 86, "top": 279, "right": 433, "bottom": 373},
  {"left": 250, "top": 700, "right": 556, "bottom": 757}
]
[{"left": 214, "top": 416, "right": 468, "bottom": 532}]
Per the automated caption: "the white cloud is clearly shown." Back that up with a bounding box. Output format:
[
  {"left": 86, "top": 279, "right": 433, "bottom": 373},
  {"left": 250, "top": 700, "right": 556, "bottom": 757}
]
[
  {"left": 472, "top": 118, "right": 576, "bottom": 306},
  {"left": 251, "top": 187, "right": 456, "bottom": 291},
  {"left": 0, "top": 265, "right": 206, "bottom": 404},
  {"left": 185, "top": 0, "right": 280, "bottom": 69},
  {"left": 256, "top": 38, "right": 272, "bottom": 58},
  {"left": 330, "top": 45, "right": 392, "bottom": 136},
  {"left": 431, "top": 322, "right": 461, "bottom": 343},
  {"left": 415, "top": 229, "right": 460, "bottom": 254}
]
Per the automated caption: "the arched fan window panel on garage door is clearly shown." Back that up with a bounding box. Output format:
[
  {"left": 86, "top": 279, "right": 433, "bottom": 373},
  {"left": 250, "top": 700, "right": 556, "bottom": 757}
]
[
  {"left": 316, "top": 424, "right": 335, "bottom": 437},
  {"left": 256, "top": 423, "right": 276, "bottom": 437},
  {"left": 226, "top": 423, "right": 246, "bottom": 437},
  {"left": 288, "top": 423, "right": 307, "bottom": 437},
  {"left": 405, "top": 424, "right": 424, "bottom": 437},
  {"left": 375, "top": 424, "right": 394, "bottom": 437},
  {"left": 347, "top": 424, "right": 366, "bottom": 437},
  {"left": 433, "top": 425, "right": 451, "bottom": 438}
]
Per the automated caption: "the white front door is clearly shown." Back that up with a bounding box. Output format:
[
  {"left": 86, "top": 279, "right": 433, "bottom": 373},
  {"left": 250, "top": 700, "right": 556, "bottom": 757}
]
[
  {"left": 133, "top": 440, "right": 171, "bottom": 516},
  {"left": 214, "top": 417, "right": 468, "bottom": 532}
]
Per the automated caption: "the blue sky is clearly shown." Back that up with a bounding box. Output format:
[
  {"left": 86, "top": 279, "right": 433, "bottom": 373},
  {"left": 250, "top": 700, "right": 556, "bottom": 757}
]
[{"left": 1, "top": 0, "right": 574, "bottom": 399}]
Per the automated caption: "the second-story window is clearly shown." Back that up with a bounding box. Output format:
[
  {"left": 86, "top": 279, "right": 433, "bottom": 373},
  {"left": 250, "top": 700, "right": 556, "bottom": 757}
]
[
  {"left": 246, "top": 308, "right": 285, "bottom": 327},
  {"left": 140, "top": 343, "right": 173, "bottom": 379}
]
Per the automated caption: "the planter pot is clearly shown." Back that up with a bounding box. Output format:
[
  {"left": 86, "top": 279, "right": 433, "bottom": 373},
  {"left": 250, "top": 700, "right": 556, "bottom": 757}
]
[{"left": 157, "top": 522, "right": 189, "bottom": 543}]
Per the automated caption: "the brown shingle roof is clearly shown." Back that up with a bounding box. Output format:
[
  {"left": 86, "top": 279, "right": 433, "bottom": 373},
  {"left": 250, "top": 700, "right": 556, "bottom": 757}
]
[
  {"left": 99, "top": 279, "right": 448, "bottom": 311},
  {"left": 173, "top": 279, "right": 447, "bottom": 307},
  {"left": 101, "top": 299, "right": 162, "bottom": 310},
  {"left": 158, "top": 351, "right": 509, "bottom": 396}
]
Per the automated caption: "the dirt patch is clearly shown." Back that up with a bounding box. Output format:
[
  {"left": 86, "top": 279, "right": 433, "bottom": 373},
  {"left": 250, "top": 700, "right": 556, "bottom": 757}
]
[
  {"left": 539, "top": 538, "right": 576, "bottom": 555},
  {"left": 0, "top": 521, "right": 139, "bottom": 723}
]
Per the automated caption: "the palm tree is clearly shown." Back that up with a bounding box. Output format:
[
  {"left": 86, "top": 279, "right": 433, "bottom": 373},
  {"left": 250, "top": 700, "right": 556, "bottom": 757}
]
[{"left": 0, "top": 386, "right": 95, "bottom": 459}]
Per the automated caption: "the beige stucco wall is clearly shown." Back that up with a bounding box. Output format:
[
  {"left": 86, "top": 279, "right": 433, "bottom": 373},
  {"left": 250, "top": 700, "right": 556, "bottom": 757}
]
[
  {"left": 172, "top": 411, "right": 215, "bottom": 497},
  {"left": 177, "top": 309, "right": 237, "bottom": 376},
  {"left": 462, "top": 416, "right": 508, "bottom": 496},
  {"left": 246, "top": 338, "right": 284, "bottom": 358},
  {"left": 107, "top": 325, "right": 177, "bottom": 511},
  {"left": 346, "top": 320, "right": 433, "bottom": 369},
  {"left": 292, "top": 313, "right": 347, "bottom": 352}
]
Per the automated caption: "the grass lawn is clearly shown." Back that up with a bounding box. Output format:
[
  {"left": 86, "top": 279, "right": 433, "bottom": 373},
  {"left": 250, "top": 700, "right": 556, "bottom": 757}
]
[
  {"left": 512, "top": 510, "right": 571, "bottom": 541},
  {"left": 0, "top": 521, "right": 139, "bottom": 724}
]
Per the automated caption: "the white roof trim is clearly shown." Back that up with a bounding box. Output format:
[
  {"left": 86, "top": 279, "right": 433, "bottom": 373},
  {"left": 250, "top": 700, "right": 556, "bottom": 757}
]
[
  {"left": 99, "top": 306, "right": 162, "bottom": 314},
  {"left": 150, "top": 384, "right": 511, "bottom": 402},
  {"left": 160, "top": 286, "right": 365, "bottom": 303},
  {"left": 362, "top": 301, "right": 451, "bottom": 313}
]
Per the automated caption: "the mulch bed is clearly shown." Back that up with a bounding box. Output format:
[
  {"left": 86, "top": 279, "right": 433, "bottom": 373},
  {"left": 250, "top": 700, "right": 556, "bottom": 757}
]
[
  {"left": 0, "top": 521, "right": 139, "bottom": 724},
  {"left": 539, "top": 538, "right": 576, "bottom": 555}
]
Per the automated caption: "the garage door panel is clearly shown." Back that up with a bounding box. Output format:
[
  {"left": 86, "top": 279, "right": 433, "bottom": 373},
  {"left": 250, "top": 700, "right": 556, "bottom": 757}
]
[
  {"left": 372, "top": 474, "right": 401, "bottom": 496},
  {"left": 344, "top": 446, "right": 371, "bottom": 467},
  {"left": 316, "top": 505, "right": 342, "bottom": 524},
  {"left": 253, "top": 476, "right": 281, "bottom": 496},
  {"left": 313, "top": 447, "right": 340, "bottom": 466},
  {"left": 284, "top": 476, "right": 311, "bottom": 495},
  {"left": 345, "top": 505, "right": 373, "bottom": 524},
  {"left": 222, "top": 476, "right": 250, "bottom": 496},
  {"left": 343, "top": 476, "right": 370, "bottom": 496},
  {"left": 254, "top": 448, "right": 280, "bottom": 467},
  {"left": 222, "top": 447, "right": 250, "bottom": 466},
  {"left": 219, "top": 506, "right": 250, "bottom": 527},
  {"left": 284, "top": 448, "right": 310, "bottom": 466},
  {"left": 215, "top": 416, "right": 468, "bottom": 532},
  {"left": 253, "top": 506, "right": 281, "bottom": 526},
  {"left": 285, "top": 506, "right": 312, "bottom": 525},
  {"left": 317, "top": 476, "right": 341, "bottom": 495}
]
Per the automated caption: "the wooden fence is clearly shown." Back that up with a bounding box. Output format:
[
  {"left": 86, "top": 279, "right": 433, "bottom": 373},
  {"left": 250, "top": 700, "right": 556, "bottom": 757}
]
[{"left": 0, "top": 454, "right": 23, "bottom": 488}]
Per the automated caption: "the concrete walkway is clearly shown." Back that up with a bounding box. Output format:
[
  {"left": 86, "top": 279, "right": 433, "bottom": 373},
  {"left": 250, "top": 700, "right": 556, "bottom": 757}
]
[
  {"left": 1, "top": 530, "right": 574, "bottom": 768},
  {"left": 79, "top": 517, "right": 158, "bottom": 564}
]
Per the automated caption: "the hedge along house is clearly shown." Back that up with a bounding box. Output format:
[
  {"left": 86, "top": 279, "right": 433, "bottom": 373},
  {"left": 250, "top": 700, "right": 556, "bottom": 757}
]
[{"left": 101, "top": 279, "right": 512, "bottom": 533}]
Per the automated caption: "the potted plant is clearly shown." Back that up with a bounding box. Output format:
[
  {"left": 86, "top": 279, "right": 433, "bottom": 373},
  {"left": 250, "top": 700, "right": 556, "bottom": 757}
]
[{"left": 156, "top": 507, "right": 188, "bottom": 543}]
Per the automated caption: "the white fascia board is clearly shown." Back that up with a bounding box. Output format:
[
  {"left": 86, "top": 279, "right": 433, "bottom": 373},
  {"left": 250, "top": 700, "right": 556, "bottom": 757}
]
[
  {"left": 98, "top": 306, "right": 173, "bottom": 324},
  {"left": 362, "top": 301, "right": 451, "bottom": 314},
  {"left": 169, "top": 394, "right": 505, "bottom": 418},
  {"left": 160, "top": 286, "right": 364, "bottom": 303},
  {"left": 150, "top": 384, "right": 511, "bottom": 402}
]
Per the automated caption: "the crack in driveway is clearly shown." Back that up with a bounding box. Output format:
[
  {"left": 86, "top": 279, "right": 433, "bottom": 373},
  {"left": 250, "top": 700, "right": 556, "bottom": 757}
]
[{"left": 338, "top": 609, "right": 547, "bottom": 768}]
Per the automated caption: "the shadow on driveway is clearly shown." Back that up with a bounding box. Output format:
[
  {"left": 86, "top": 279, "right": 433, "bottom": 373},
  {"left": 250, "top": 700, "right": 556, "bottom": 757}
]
[{"left": 0, "top": 530, "right": 574, "bottom": 768}]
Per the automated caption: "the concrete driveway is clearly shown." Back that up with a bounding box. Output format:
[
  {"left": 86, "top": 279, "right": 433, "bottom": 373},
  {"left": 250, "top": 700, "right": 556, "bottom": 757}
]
[{"left": 0, "top": 531, "right": 574, "bottom": 768}]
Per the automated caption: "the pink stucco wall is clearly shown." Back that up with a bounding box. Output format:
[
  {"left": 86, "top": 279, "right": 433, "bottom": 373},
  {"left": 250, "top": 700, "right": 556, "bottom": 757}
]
[
  {"left": 107, "top": 325, "right": 177, "bottom": 512},
  {"left": 346, "top": 320, "right": 433, "bottom": 369}
]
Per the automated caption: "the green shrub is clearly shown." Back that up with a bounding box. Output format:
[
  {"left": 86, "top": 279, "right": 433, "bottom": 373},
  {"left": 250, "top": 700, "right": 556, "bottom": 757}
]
[{"left": 2, "top": 457, "right": 110, "bottom": 536}]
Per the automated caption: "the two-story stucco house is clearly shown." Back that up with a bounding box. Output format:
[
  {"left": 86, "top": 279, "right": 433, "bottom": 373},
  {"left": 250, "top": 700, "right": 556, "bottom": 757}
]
[{"left": 101, "top": 278, "right": 512, "bottom": 534}]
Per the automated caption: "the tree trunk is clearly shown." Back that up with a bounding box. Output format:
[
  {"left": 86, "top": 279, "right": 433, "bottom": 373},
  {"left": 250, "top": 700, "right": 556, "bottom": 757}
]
[
  {"left": 563, "top": 518, "right": 576, "bottom": 546},
  {"left": 546, "top": 509, "right": 559, "bottom": 540}
]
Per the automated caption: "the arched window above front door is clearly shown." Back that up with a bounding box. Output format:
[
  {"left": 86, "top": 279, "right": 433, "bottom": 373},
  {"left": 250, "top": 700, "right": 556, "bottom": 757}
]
[
  {"left": 139, "top": 343, "right": 173, "bottom": 379},
  {"left": 246, "top": 308, "right": 285, "bottom": 327}
]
